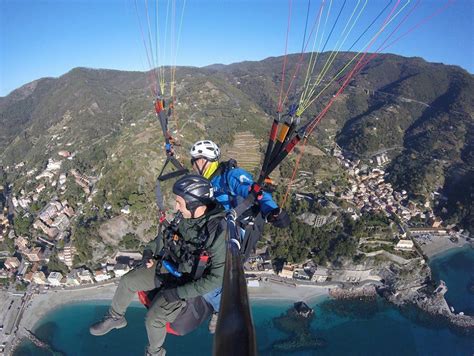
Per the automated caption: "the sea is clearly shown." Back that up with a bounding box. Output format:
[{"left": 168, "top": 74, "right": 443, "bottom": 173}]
[{"left": 14, "top": 246, "right": 474, "bottom": 356}]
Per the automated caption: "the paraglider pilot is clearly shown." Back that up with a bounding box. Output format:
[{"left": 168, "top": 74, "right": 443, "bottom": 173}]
[
  {"left": 90, "top": 175, "right": 227, "bottom": 356},
  {"left": 189, "top": 139, "right": 290, "bottom": 332}
]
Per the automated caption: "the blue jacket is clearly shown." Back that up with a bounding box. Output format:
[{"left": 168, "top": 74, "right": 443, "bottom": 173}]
[{"left": 210, "top": 165, "right": 278, "bottom": 216}]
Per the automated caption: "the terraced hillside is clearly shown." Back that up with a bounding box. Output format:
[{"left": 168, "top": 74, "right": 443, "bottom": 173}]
[{"left": 223, "top": 131, "right": 262, "bottom": 172}]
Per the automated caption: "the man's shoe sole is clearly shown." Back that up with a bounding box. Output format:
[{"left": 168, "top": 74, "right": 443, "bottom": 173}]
[{"left": 90, "top": 320, "right": 127, "bottom": 336}]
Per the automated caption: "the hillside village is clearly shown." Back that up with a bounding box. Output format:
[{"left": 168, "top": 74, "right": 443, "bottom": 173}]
[{"left": 0, "top": 141, "right": 469, "bottom": 294}]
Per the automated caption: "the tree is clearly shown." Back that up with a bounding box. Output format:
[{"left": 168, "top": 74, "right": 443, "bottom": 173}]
[
  {"left": 13, "top": 214, "right": 33, "bottom": 236},
  {"left": 47, "top": 253, "right": 69, "bottom": 274},
  {"left": 119, "top": 233, "right": 141, "bottom": 250}
]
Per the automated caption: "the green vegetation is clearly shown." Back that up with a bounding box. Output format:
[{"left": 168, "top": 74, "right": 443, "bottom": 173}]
[
  {"left": 119, "top": 232, "right": 141, "bottom": 250},
  {"left": 1, "top": 53, "right": 473, "bottom": 260},
  {"left": 15, "top": 282, "right": 28, "bottom": 291},
  {"left": 268, "top": 218, "right": 357, "bottom": 266},
  {"left": 47, "top": 252, "right": 69, "bottom": 274},
  {"left": 13, "top": 213, "right": 33, "bottom": 236},
  {"left": 344, "top": 213, "right": 392, "bottom": 239},
  {"left": 1, "top": 236, "right": 15, "bottom": 254},
  {"left": 0, "top": 167, "right": 7, "bottom": 187},
  {"left": 72, "top": 215, "right": 100, "bottom": 267}
]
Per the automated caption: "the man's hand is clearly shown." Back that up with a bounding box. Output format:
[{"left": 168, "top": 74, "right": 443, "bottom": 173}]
[
  {"left": 140, "top": 249, "right": 155, "bottom": 269},
  {"left": 266, "top": 207, "right": 291, "bottom": 228},
  {"left": 145, "top": 259, "right": 155, "bottom": 269}
]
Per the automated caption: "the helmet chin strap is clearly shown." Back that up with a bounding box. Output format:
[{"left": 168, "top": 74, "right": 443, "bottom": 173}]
[{"left": 197, "top": 159, "right": 209, "bottom": 176}]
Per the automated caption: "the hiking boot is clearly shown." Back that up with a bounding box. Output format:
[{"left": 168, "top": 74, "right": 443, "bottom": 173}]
[
  {"left": 89, "top": 313, "right": 127, "bottom": 336},
  {"left": 208, "top": 312, "right": 219, "bottom": 334},
  {"left": 145, "top": 346, "right": 166, "bottom": 356}
]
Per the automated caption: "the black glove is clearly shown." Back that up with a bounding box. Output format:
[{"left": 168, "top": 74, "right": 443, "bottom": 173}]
[
  {"left": 266, "top": 208, "right": 291, "bottom": 228},
  {"left": 162, "top": 288, "right": 181, "bottom": 303},
  {"left": 136, "top": 249, "right": 154, "bottom": 269}
]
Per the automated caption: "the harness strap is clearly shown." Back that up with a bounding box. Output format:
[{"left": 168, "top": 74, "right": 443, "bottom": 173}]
[
  {"left": 157, "top": 156, "right": 188, "bottom": 181},
  {"left": 193, "top": 251, "right": 210, "bottom": 280},
  {"left": 190, "top": 216, "right": 225, "bottom": 280}
]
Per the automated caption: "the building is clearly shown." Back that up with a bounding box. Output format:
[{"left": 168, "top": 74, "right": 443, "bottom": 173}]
[
  {"left": 66, "top": 271, "right": 81, "bottom": 286},
  {"left": 430, "top": 217, "right": 443, "bottom": 228},
  {"left": 24, "top": 247, "right": 42, "bottom": 262},
  {"left": 18, "top": 198, "right": 31, "bottom": 209},
  {"left": 4, "top": 257, "right": 20, "bottom": 270},
  {"left": 35, "top": 171, "right": 55, "bottom": 181},
  {"left": 115, "top": 251, "right": 143, "bottom": 265},
  {"left": 46, "top": 159, "right": 62, "bottom": 171},
  {"left": 409, "top": 227, "right": 448, "bottom": 235},
  {"left": 311, "top": 267, "right": 329, "bottom": 283},
  {"left": 32, "top": 271, "right": 47, "bottom": 285},
  {"left": 247, "top": 280, "right": 260, "bottom": 288},
  {"left": 63, "top": 244, "right": 77, "bottom": 267},
  {"left": 47, "top": 272, "right": 63, "bottom": 286},
  {"left": 113, "top": 264, "right": 130, "bottom": 277},
  {"left": 38, "top": 204, "right": 59, "bottom": 222},
  {"left": 15, "top": 236, "right": 29, "bottom": 251},
  {"left": 395, "top": 239, "right": 414, "bottom": 251},
  {"left": 51, "top": 213, "right": 70, "bottom": 231},
  {"left": 77, "top": 269, "right": 94, "bottom": 284},
  {"left": 23, "top": 272, "right": 34, "bottom": 283},
  {"left": 70, "top": 169, "right": 91, "bottom": 194},
  {"left": 33, "top": 219, "right": 59, "bottom": 239},
  {"left": 59, "top": 173, "right": 67, "bottom": 185},
  {"left": 293, "top": 269, "right": 311, "bottom": 280},
  {"left": 94, "top": 270, "right": 111, "bottom": 282},
  {"left": 280, "top": 265, "right": 295, "bottom": 279},
  {"left": 58, "top": 150, "right": 71, "bottom": 158},
  {"left": 63, "top": 205, "right": 75, "bottom": 218}
]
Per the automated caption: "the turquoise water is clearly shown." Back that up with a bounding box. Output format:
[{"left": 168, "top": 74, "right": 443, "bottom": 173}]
[
  {"left": 429, "top": 246, "right": 474, "bottom": 316},
  {"left": 14, "top": 247, "right": 474, "bottom": 356}
]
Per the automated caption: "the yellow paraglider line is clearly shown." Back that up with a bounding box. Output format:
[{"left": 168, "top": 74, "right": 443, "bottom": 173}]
[
  {"left": 300, "top": 0, "right": 368, "bottom": 112},
  {"left": 297, "top": 0, "right": 412, "bottom": 117},
  {"left": 170, "top": 0, "right": 186, "bottom": 98},
  {"left": 299, "top": 0, "right": 327, "bottom": 112}
]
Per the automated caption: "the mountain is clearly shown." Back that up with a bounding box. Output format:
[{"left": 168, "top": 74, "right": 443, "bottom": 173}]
[{"left": 0, "top": 53, "right": 473, "bottom": 264}]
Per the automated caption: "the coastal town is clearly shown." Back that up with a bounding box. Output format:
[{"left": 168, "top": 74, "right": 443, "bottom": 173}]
[{"left": 0, "top": 145, "right": 473, "bottom": 355}]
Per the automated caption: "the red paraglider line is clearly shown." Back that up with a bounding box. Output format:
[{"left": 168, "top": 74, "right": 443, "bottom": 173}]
[{"left": 283, "top": 0, "right": 455, "bottom": 207}]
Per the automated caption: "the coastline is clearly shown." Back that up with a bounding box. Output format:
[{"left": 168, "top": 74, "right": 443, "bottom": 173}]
[
  {"left": 15, "top": 280, "right": 330, "bottom": 335},
  {"left": 417, "top": 234, "right": 472, "bottom": 259},
  {"left": 16, "top": 282, "right": 119, "bottom": 335},
  {"left": 9, "top": 240, "right": 471, "bottom": 353}
]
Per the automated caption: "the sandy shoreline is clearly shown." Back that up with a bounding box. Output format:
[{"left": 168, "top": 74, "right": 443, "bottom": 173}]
[
  {"left": 16, "top": 280, "right": 330, "bottom": 334},
  {"left": 14, "top": 241, "right": 471, "bottom": 345},
  {"left": 418, "top": 235, "right": 472, "bottom": 259}
]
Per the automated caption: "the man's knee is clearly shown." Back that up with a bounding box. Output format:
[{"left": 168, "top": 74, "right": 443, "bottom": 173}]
[
  {"left": 145, "top": 305, "right": 167, "bottom": 330},
  {"left": 120, "top": 269, "right": 147, "bottom": 292}
]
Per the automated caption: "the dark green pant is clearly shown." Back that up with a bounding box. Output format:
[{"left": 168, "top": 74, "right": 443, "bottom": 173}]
[{"left": 110, "top": 266, "right": 185, "bottom": 354}]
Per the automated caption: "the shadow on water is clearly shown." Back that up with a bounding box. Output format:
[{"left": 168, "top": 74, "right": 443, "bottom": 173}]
[{"left": 262, "top": 302, "right": 326, "bottom": 355}]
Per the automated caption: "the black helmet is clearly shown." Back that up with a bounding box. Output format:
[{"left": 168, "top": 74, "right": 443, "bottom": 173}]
[{"left": 173, "top": 174, "right": 214, "bottom": 211}]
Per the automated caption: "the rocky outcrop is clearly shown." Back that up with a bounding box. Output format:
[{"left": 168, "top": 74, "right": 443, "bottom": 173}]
[{"left": 329, "top": 285, "right": 378, "bottom": 299}]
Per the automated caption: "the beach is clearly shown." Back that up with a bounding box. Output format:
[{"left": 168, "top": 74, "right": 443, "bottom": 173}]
[
  {"left": 16, "top": 282, "right": 118, "bottom": 334},
  {"left": 416, "top": 234, "right": 472, "bottom": 258},
  {"left": 13, "top": 279, "right": 329, "bottom": 336}
]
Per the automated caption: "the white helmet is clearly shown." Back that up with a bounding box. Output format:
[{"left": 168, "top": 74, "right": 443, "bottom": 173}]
[{"left": 190, "top": 140, "right": 221, "bottom": 161}]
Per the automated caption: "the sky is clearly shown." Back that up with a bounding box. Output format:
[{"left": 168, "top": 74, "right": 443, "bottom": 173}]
[{"left": 1, "top": 0, "right": 473, "bottom": 97}]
